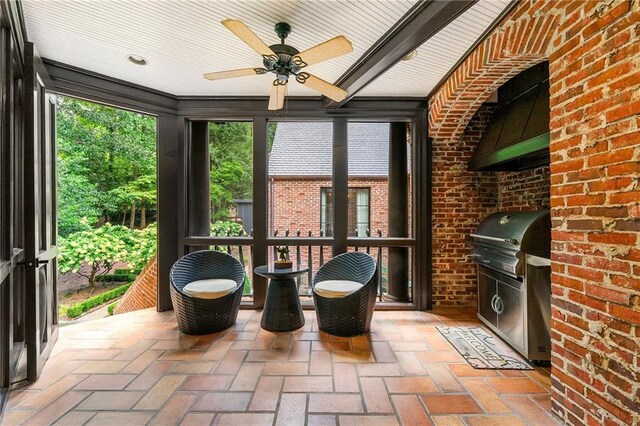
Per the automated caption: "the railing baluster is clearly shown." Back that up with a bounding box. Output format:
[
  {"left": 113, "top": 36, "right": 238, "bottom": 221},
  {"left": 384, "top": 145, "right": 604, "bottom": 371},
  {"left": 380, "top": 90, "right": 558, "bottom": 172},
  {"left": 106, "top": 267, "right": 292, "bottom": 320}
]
[
  {"left": 354, "top": 229, "right": 359, "bottom": 251},
  {"left": 307, "top": 230, "right": 313, "bottom": 295},
  {"left": 226, "top": 229, "right": 232, "bottom": 254},
  {"left": 366, "top": 229, "right": 371, "bottom": 254},
  {"left": 214, "top": 228, "right": 220, "bottom": 252},
  {"left": 237, "top": 230, "right": 245, "bottom": 268},
  {"left": 296, "top": 230, "right": 302, "bottom": 291},
  {"left": 319, "top": 229, "right": 324, "bottom": 267},
  {"left": 377, "top": 229, "right": 383, "bottom": 300},
  {"left": 273, "top": 229, "right": 278, "bottom": 261}
]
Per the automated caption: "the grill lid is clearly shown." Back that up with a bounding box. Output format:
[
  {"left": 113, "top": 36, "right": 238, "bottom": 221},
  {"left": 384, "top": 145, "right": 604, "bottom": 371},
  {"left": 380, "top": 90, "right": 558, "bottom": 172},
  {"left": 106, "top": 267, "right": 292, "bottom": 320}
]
[{"left": 470, "top": 210, "right": 551, "bottom": 257}]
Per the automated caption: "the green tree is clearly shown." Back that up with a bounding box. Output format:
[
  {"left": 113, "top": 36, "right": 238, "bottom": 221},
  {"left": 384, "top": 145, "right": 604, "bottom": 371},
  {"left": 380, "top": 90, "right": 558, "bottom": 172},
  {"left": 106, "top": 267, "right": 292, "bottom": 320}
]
[
  {"left": 57, "top": 163, "right": 101, "bottom": 236},
  {"left": 58, "top": 223, "right": 131, "bottom": 292},
  {"left": 125, "top": 223, "right": 158, "bottom": 273},
  {"left": 209, "top": 122, "right": 253, "bottom": 220},
  {"left": 109, "top": 174, "right": 157, "bottom": 228},
  {"left": 56, "top": 97, "right": 156, "bottom": 225}
]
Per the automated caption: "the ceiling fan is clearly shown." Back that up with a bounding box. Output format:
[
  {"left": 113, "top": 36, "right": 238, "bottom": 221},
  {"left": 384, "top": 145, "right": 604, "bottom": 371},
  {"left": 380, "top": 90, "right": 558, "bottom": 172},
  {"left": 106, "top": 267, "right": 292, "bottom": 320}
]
[{"left": 203, "top": 20, "right": 353, "bottom": 110}]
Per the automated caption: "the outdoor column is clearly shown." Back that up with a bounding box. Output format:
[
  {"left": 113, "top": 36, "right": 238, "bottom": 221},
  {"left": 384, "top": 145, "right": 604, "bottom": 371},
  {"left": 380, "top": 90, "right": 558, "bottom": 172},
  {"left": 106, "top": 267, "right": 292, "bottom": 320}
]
[
  {"left": 187, "top": 121, "right": 210, "bottom": 251},
  {"left": 157, "top": 114, "right": 181, "bottom": 311},
  {"left": 387, "top": 122, "right": 409, "bottom": 301},
  {"left": 333, "top": 118, "right": 348, "bottom": 256}
]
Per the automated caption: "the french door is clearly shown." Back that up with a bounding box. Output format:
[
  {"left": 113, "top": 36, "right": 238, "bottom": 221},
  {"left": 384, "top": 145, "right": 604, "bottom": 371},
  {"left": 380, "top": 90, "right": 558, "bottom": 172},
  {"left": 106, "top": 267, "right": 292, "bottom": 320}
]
[
  {"left": 23, "top": 43, "right": 58, "bottom": 381},
  {"left": 0, "top": 25, "right": 26, "bottom": 405}
]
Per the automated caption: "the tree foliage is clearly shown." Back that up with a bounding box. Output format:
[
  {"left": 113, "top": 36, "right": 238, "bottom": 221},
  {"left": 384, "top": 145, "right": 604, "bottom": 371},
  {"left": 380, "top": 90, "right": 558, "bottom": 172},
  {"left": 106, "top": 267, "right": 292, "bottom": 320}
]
[
  {"left": 56, "top": 97, "right": 156, "bottom": 234},
  {"left": 58, "top": 223, "right": 131, "bottom": 291},
  {"left": 58, "top": 223, "right": 158, "bottom": 290},
  {"left": 209, "top": 122, "right": 253, "bottom": 220}
]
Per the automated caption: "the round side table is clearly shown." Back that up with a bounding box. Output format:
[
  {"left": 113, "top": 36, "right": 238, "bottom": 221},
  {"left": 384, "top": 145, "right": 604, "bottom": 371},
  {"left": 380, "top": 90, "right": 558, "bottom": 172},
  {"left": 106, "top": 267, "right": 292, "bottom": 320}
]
[{"left": 255, "top": 265, "right": 308, "bottom": 332}]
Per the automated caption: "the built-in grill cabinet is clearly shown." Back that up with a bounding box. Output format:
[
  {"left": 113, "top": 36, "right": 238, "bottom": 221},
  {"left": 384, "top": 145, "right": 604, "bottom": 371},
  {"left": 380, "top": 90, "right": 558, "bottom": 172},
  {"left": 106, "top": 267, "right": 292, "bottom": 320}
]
[{"left": 469, "top": 210, "right": 551, "bottom": 362}]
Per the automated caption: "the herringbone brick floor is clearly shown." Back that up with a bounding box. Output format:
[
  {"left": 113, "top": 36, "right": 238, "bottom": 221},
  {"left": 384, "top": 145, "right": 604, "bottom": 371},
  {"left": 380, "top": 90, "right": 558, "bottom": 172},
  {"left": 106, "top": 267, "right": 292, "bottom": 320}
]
[{"left": 3, "top": 308, "right": 558, "bottom": 425}]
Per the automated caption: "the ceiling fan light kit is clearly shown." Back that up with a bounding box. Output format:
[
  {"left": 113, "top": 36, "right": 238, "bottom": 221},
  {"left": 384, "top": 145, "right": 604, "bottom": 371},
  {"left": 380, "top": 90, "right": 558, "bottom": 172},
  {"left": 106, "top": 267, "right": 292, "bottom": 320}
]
[{"left": 204, "top": 20, "right": 353, "bottom": 110}]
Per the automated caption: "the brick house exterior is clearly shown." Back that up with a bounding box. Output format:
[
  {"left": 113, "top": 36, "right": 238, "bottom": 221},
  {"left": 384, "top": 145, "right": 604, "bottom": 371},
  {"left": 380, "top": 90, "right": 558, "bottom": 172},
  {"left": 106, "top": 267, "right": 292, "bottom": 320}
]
[
  {"left": 429, "top": 1, "right": 639, "bottom": 423},
  {"left": 268, "top": 122, "right": 402, "bottom": 238}
]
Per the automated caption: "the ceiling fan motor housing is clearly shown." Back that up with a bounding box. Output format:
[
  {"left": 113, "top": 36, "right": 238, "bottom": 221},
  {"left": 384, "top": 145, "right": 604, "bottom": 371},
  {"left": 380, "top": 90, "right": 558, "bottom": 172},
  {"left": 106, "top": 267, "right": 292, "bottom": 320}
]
[{"left": 264, "top": 44, "right": 301, "bottom": 82}]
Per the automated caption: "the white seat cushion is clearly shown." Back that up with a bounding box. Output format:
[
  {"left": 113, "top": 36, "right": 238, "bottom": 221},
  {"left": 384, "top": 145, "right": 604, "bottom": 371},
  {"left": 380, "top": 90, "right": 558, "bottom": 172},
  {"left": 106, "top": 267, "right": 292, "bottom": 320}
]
[
  {"left": 183, "top": 279, "right": 237, "bottom": 299},
  {"left": 314, "top": 280, "right": 363, "bottom": 298}
]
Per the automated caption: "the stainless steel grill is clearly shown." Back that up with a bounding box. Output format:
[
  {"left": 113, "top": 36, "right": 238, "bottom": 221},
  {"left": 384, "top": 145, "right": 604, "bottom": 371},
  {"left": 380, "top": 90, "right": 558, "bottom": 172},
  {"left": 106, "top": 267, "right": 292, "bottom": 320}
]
[{"left": 469, "top": 210, "right": 551, "bottom": 362}]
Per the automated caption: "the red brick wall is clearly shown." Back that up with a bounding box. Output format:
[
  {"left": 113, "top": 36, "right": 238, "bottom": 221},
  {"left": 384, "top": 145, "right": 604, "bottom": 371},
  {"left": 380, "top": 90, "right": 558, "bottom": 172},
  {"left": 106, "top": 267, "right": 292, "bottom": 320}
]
[
  {"left": 114, "top": 255, "right": 157, "bottom": 314},
  {"left": 498, "top": 166, "right": 551, "bottom": 211},
  {"left": 269, "top": 177, "right": 390, "bottom": 236},
  {"left": 432, "top": 106, "right": 497, "bottom": 306},
  {"left": 429, "top": 1, "right": 640, "bottom": 424}
]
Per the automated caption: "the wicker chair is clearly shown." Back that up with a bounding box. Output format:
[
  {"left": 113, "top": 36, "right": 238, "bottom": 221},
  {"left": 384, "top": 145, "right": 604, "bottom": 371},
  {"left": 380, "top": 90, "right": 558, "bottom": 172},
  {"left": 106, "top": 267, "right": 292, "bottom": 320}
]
[
  {"left": 170, "top": 250, "right": 245, "bottom": 335},
  {"left": 312, "top": 252, "right": 377, "bottom": 336}
]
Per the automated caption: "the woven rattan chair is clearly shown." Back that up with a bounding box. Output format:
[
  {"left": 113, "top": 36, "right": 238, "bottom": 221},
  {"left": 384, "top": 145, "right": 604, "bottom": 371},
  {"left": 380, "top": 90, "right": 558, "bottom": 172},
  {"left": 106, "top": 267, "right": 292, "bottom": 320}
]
[
  {"left": 170, "top": 250, "right": 245, "bottom": 335},
  {"left": 312, "top": 252, "right": 377, "bottom": 336}
]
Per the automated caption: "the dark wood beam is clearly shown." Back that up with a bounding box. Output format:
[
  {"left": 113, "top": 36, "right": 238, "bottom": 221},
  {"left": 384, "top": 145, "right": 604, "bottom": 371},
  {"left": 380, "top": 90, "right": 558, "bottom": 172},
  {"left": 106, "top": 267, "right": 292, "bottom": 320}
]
[{"left": 323, "top": 0, "right": 477, "bottom": 109}]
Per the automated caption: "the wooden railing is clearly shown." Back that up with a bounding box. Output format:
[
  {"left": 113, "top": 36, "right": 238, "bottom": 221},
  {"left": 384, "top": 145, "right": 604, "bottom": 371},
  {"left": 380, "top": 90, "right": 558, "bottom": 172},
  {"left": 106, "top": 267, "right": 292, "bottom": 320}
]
[{"left": 183, "top": 228, "right": 413, "bottom": 302}]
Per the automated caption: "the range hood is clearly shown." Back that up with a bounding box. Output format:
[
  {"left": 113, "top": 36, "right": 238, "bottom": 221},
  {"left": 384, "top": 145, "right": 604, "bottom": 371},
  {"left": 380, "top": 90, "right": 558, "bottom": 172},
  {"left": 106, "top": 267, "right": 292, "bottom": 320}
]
[{"left": 469, "top": 62, "right": 550, "bottom": 171}]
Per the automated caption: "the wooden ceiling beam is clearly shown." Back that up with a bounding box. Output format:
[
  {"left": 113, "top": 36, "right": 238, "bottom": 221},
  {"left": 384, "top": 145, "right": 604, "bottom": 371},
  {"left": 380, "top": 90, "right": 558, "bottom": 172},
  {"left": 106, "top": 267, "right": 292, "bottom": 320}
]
[{"left": 323, "top": 0, "right": 477, "bottom": 109}]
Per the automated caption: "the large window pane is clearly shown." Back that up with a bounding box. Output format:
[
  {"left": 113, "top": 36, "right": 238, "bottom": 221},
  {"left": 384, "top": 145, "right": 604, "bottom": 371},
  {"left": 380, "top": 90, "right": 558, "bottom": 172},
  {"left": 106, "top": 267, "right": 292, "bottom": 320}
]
[
  {"left": 209, "top": 122, "right": 253, "bottom": 235},
  {"left": 347, "top": 122, "right": 413, "bottom": 302},
  {"left": 208, "top": 121, "right": 254, "bottom": 298},
  {"left": 268, "top": 121, "right": 332, "bottom": 237}
]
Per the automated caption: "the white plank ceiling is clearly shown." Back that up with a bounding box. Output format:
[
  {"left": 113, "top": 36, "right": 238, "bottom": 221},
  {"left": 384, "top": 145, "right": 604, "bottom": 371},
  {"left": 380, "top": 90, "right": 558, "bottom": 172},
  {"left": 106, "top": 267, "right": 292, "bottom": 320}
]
[{"left": 23, "top": 0, "right": 510, "bottom": 98}]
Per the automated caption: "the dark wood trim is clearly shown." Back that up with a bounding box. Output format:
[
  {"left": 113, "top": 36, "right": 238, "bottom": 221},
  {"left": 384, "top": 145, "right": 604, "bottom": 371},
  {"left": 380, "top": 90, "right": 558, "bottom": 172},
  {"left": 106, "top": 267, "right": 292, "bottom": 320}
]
[
  {"left": 42, "top": 59, "right": 178, "bottom": 115},
  {"left": 42, "top": 59, "right": 427, "bottom": 118},
  {"left": 0, "top": 0, "right": 27, "bottom": 64},
  {"left": 178, "top": 97, "right": 426, "bottom": 118},
  {"left": 387, "top": 122, "right": 410, "bottom": 301},
  {"left": 186, "top": 121, "right": 210, "bottom": 252},
  {"left": 252, "top": 117, "right": 268, "bottom": 308},
  {"left": 323, "top": 0, "right": 476, "bottom": 108},
  {"left": 156, "top": 114, "right": 180, "bottom": 311},
  {"left": 425, "top": 0, "right": 520, "bottom": 100},
  {"left": 332, "top": 118, "right": 348, "bottom": 256}
]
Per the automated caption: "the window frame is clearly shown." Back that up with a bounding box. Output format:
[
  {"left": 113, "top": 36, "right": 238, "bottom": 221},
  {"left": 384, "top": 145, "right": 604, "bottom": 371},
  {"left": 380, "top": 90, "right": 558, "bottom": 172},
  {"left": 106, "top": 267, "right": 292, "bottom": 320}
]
[{"left": 320, "top": 186, "right": 371, "bottom": 238}]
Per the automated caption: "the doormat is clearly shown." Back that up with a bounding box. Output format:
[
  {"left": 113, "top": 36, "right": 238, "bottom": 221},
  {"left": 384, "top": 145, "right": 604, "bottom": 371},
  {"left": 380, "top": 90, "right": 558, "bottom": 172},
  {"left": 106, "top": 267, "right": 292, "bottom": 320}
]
[{"left": 436, "top": 325, "right": 533, "bottom": 370}]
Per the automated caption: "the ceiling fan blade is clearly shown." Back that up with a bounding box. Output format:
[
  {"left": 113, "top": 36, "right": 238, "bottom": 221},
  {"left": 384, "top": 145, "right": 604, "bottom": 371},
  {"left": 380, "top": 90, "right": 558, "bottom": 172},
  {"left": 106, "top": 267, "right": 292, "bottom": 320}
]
[
  {"left": 222, "top": 19, "right": 275, "bottom": 57},
  {"left": 203, "top": 68, "right": 266, "bottom": 81},
  {"left": 268, "top": 82, "right": 287, "bottom": 110},
  {"left": 299, "top": 73, "right": 347, "bottom": 102},
  {"left": 294, "top": 36, "right": 353, "bottom": 68}
]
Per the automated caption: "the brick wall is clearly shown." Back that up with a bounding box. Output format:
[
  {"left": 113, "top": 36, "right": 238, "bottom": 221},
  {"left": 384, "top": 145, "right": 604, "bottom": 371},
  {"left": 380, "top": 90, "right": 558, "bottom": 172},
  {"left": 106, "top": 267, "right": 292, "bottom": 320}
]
[
  {"left": 432, "top": 106, "right": 497, "bottom": 306},
  {"left": 114, "top": 255, "right": 157, "bottom": 314},
  {"left": 429, "top": 0, "right": 639, "bottom": 424},
  {"left": 269, "top": 177, "right": 390, "bottom": 236},
  {"left": 498, "top": 166, "right": 551, "bottom": 211}
]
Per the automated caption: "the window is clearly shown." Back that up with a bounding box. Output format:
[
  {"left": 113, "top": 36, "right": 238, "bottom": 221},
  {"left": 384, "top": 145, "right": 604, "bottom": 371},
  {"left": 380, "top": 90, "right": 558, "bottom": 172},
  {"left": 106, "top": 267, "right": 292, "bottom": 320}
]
[{"left": 321, "top": 187, "right": 370, "bottom": 237}]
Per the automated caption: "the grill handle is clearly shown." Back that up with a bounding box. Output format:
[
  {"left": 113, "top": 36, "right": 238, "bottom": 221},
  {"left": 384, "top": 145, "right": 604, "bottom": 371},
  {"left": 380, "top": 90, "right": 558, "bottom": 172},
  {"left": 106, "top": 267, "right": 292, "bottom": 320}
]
[{"left": 470, "top": 233, "right": 519, "bottom": 245}]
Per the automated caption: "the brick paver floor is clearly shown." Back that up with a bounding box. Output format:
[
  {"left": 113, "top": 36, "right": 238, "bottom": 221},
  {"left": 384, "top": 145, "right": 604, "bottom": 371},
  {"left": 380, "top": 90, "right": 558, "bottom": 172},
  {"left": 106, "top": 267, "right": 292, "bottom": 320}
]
[{"left": 3, "top": 307, "right": 558, "bottom": 425}]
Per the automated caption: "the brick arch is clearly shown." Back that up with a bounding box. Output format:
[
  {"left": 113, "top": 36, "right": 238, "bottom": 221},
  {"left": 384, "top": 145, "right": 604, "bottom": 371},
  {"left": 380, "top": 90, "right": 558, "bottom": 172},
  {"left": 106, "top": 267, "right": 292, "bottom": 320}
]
[{"left": 429, "top": 2, "right": 560, "bottom": 140}]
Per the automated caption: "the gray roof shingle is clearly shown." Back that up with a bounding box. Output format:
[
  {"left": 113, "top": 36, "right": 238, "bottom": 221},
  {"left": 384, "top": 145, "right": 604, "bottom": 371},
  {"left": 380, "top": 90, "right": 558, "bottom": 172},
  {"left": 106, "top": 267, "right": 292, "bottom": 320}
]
[{"left": 268, "top": 122, "right": 391, "bottom": 177}]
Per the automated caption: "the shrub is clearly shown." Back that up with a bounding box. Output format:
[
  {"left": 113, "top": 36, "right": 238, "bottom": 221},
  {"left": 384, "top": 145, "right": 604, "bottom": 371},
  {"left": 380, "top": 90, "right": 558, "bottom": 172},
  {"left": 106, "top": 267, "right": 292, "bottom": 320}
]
[
  {"left": 58, "top": 223, "right": 131, "bottom": 290},
  {"left": 63, "top": 282, "right": 132, "bottom": 319},
  {"left": 96, "top": 274, "right": 137, "bottom": 283},
  {"left": 107, "top": 302, "right": 118, "bottom": 315}
]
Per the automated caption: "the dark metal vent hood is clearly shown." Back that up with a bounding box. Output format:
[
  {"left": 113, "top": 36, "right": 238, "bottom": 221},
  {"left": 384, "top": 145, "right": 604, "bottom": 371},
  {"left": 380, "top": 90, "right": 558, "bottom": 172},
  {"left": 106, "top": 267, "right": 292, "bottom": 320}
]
[{"left": 470, "top": 62, "right": 550, "bottom": 171}]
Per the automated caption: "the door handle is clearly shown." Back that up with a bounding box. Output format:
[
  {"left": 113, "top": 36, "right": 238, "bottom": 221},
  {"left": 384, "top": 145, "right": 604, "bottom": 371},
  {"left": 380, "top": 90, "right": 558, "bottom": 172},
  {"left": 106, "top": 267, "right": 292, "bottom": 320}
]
[{"left": 490, "top": 295, "right": 498, "bottom": 313}]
